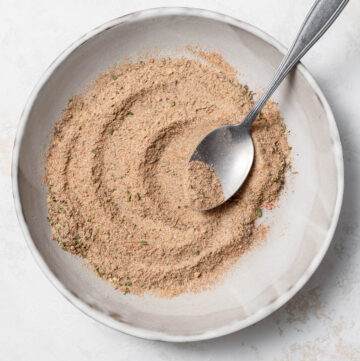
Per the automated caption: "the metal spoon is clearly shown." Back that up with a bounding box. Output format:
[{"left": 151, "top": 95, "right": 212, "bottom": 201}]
[{"left": 187, "top": 0, "right": 348, "bottom": 211}]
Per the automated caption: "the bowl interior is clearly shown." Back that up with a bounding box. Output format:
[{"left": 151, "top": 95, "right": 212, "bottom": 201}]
[{"left": 15, "top": 9, "right": 343, "bottom": 340}]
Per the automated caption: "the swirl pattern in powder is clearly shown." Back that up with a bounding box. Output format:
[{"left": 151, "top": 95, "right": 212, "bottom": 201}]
[{"left": 45, "top": 52, "right": 290, "bottom": 297}]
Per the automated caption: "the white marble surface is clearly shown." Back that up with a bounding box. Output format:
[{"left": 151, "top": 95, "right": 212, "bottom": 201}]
[{"left": 1, "top": 0, "right": 360, "bottom": 359}]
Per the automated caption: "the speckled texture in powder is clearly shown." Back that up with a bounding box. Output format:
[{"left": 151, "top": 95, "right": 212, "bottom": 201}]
[
  {"left": 185, "top": 161, "right": 224, "bottom": 210},
  {"left": 45, "top": 51, "right": 290, "bottom": 297}
]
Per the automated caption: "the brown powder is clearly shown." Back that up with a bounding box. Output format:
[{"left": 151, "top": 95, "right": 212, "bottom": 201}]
[
  {"left": 185, "top": 161, "right": 224, "bottom": 210},
  {"left": 45, "top": 51, "right": 290, "bottom": 297}
]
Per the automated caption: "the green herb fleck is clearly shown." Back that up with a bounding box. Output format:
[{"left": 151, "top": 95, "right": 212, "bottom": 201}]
[
  {"left": 140, "top": 240, "right": 148, "bottom": 245},
  {"left": 273, "top": 177, "right": 279, "bottom": 183},
  {"left": 111, "top": 74, "right": 117, "bottom": 80},
  {"left": 170, "top": 100, "right": 175, "bottom": 107},
  {"left": 87, "top": 218, "right": 91, "bottom": 222},
  {"left": 91, "top": 147, "right": 99, "bottom": 154},
  {"left": 110, "top": 128, "right": 114, "bottom": 135},
  {"left": 77, "top": 239, "right": 83, "bottom": 246},
  {"left": 123, "top": 288, "right": 130, "bottom": 295},
  {"left": 125, "top": 281, "right": 132, "bottom": 286},
  {"left": 165, "top": 169, "right": 171, "bottom": 173},
  {"left": 97, "top": 267, "right": 105, "bottom": 276},
  {"left": 126, "top": 191, "right": 131, "bottom": 202},
  {"left": 150, "top": 156, "right": 159, "bottom": 164},
  {"left": 195, "top": 250, "right": 200, "bottom": 255},
  {"left": 256, "top": 208, "right": 262, "bottom": 218},
  {"left": 184, "top": 205, "right": 188, "bottom": 209},
  {"left": 127, "top": 111, "right": 133, "bottom": 115}
]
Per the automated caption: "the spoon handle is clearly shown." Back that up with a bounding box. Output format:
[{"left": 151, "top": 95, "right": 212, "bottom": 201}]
[{"left": 242, "top": 0, "right": 349, "bottom": 128}]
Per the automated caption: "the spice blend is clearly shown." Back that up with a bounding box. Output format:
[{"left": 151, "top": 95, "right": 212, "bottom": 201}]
[
  {"left": 45, "top": 51, "right": 290, "bottom": 297},
  {"left": 185, "top": 161, "right": 224, "bottom": 210}
]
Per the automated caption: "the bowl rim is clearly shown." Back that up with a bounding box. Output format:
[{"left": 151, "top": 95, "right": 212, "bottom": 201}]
[{"left": 11, "top": 7, "right": 344, "bottom": 342}]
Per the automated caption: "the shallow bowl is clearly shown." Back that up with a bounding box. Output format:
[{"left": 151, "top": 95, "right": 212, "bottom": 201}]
[{"left": 12, "top": 8, "right": 344, "bottom": 342}]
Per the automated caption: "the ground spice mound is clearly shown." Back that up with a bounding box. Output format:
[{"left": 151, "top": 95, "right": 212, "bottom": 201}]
[
  {"left": 45, "top": 51, "right": 290, "bottom": 297},
  {"left": 185, "top": 161, "right": 224, "bottom": 210}
]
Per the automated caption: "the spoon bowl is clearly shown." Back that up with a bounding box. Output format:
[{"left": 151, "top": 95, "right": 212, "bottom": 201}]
[{"left": 189, "top": 123, "right": 254, "bottom": 210}]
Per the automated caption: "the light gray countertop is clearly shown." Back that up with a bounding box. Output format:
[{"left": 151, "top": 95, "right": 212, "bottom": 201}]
[{"left": 1, "top": 0, "right": 359, "bottom": 359}]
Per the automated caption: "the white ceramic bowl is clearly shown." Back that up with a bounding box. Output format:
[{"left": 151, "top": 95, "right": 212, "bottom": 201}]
[{"left": 12, "top": 8, "right": 344, "bottom": 342}]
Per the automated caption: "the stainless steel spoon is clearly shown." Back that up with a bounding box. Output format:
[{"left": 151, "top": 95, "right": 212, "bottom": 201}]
[{"left": 187, "top": 0, "right": 349, "bottom": 211}]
